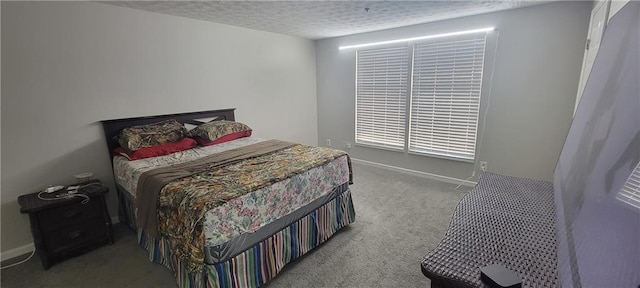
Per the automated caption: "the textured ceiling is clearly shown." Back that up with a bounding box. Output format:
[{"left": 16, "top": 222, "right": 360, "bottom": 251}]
[{"left": 106, "top": 1, "right": 547, "bottom": 40}]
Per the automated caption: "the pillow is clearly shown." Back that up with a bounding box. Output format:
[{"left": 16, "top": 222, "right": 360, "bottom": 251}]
[
  {"left": 113, "top": 137, "right": 197, "bottom": 160},
  {"left": 189, "top": 120, "right": 252, "bottom": 146},
  {"left": 117, "top": 119, "right": 188, "bottom": 152},
  {"left": 195, "top": 130, "right": 252, "bottom": 146}
]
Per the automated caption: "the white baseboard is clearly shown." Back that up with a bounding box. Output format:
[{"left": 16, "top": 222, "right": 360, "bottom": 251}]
[
  {"left": 1, "top": 216, "right": 121, "bottom": 262},
  {"left": 351, "top": 158, "right": 477, "bottom": 187},
  {"left": 1, "top": 243, "right": 35, "bottom": 262}
]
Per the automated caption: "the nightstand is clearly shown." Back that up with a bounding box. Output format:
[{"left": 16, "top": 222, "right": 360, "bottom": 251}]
[{"left": 18, "top": 181, "right": 114, "bottom": 269}]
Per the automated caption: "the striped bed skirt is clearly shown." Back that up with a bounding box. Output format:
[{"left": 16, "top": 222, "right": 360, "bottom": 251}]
[{"left": 135, "top": 189, "right": 356, "bottom": 288}]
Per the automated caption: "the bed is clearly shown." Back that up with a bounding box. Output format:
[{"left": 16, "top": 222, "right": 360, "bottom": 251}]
[{"left": 101, "top": 108, "right": 356, "bottom": 288}]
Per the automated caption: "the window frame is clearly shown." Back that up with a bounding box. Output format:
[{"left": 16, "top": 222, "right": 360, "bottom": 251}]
[{"left": 353, "top": 30, "right": 490, "bottom": 162}]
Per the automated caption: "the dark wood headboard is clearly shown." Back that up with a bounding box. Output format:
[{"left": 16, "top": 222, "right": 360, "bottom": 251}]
[{"left": 100, "top": 108, "right": 235, "bottom": 157}]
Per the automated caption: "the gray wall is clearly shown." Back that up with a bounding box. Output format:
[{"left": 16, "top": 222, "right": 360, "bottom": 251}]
[
  {"left": 1, "top": 2, "right": 317, "bottom": 255},
  {"left": 316, "top": 1, "right": 591, "bottom": 182}
]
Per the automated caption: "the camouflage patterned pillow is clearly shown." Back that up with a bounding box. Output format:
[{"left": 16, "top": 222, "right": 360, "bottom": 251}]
[
  {"left": 117, "top": 119, "right": 188, "bottom": 152},
  {"left": 189, "top": 120, "right": 252, "bottom": 142}
]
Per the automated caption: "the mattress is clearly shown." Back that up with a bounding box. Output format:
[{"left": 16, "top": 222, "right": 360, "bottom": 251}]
[{"left": 112, "top": 136, "right": 351, "bottom": 266}]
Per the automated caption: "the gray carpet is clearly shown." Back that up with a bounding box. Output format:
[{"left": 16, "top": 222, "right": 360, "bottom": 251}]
[{"left": 1, "top": 163, "right": 468, "bottom": 287}]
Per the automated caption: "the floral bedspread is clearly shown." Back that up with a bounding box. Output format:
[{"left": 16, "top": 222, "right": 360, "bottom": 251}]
[
  {"left": 202, "top": 154, "right": 349, "bottom": 245},
  {"left": 157, "top": 144, "right": 350, "bottom": 272}
]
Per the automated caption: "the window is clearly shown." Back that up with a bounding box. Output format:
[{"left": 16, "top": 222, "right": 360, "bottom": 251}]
[
  {"left": 617, "top": 161, "right": 640, "bottom": 210},
  {"left": 409, "top": 34, "right": 486, "bottom": 160},
  {"left": 355, "top": 46, "right": 410, "bottom": 150},
  {"left": 354, "top": 31, "right": 488, "bottom": 161}
]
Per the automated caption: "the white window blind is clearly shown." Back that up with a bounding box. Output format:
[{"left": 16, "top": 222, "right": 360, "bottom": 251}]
[
  {"left": 409, "top": 34, "right": 487, "bottom": 160},
  {"left": 617, "top": 162, "right": 640, "bottom": 211},
  {"left": 356, "top": 46, "right": 410, "bottom": 150}
]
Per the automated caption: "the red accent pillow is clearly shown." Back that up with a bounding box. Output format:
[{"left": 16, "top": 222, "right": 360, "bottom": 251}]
[
  {"left": 113, "top": 138, "right": 197, "bottom": 160},
  {"left": 195, "top": 130, "right": 252, "bottom": 146}
]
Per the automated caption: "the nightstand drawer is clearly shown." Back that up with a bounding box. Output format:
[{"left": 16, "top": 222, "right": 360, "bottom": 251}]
[
  {"left": 38, "top": 199, "right": 103, "bottom": 231},
  {"left": 44, "top": 218, "right": 109, "bottom": 254}
]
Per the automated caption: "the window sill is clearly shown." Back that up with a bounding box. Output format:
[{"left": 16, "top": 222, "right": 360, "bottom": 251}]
[
  {"left": 354, "top": 142, "right": 404, "bottom": 153},
  {"left": 354, "top": 142, "right": 476, "bottom": 163},
  {"left": 408, "top": 150, "right": 475, "bottom": 163}
]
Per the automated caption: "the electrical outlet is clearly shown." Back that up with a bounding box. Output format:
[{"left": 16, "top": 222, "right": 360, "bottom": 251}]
[
  {"left": 326, "top": 139, "right": 331, "bottom": 147},
  {"left": 480, "top": 161, "right": 488, "bottom": 172},
  {"left": 346, "top": 142, "right": 352, "bottom": 149}
]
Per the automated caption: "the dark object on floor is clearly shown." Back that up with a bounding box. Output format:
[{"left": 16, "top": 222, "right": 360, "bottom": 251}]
[
  {"left": 17, "top": 181, "right": 114, "bottom": 269},
  {"left": 421, "top": 173, "right": 556, "bottom": 287},
  {"left": 480, "top": 264, "right": 522, "bottom": 288}
]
